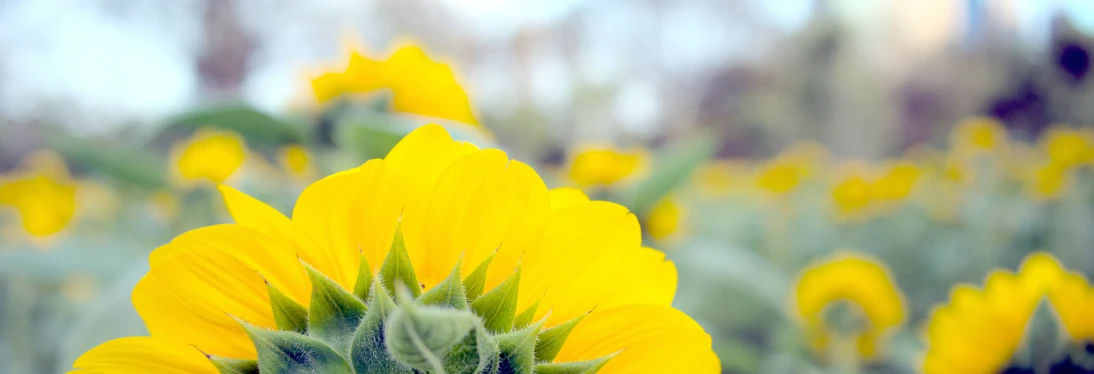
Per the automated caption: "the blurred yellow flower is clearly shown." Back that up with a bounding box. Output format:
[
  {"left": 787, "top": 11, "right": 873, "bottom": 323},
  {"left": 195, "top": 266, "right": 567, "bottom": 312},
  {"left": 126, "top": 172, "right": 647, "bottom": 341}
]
[
  {"left": 755, "top": 162, "right": 802, "bottom": 194},
  {"left": 872, "top": 162, "right": 922, "bottom": 201},
  {"left": 793, "top": 252, "right": 905, "bottom": 361},
  {"left": 72, "top": 125, "right": 719, "bottom": 373},
  {"left": 1027, "top": 163, "right": 1071, "bottom": 201},
  {"left": 278, "top": 144, "right": 315, "bottom": 182},
  {"left": 646, "top": 197, "right": 683, "bottom": 241},
  {"left": 567, "top": 146, "right": 645, "bottom": 188},
  {"left": 311, "top": 43, "right": 479, "bottom": 126},
  {"left": 831, "top": 175, "right": 873, "bottom": 216},
  {"left": 692, "top": 159, "right": 748, "bottom": 197},
  {"left": 171, "top": 129, "right": 247, "bottom": 187},
  {"left": 0, "top": 150, "right": 77, "bottom": 239},
  {"left": 756, "top": 143, "right": 826, "bottom": 195},
  {"left": 1042, "top": 125, "right": 1094, "bottom": 168},
  {"left": 950, "top": 117, "right": 1008, "bottom": 153},
  {"left": 923, "top": 253, "right": 1081, "bottom": 374}
]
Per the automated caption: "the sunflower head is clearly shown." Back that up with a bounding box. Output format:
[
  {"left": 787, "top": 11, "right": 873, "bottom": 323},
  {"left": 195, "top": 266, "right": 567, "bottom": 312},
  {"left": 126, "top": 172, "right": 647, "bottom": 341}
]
[
  {"left": 0, "top": 150, "right": 77, "bottom": 239},
  {"left": 171, "top": 128, "right": 247, "bottom": 186},
  {"left": 311, "top": 43, "right": 479, "bottom": 126},
  {"left": 566, "top": 146, "right": 646, "bottom": 188},
  {"left": 923, "top": 252, "right": 1094, "bottom": 374},
  {"left": 72, "top": 125, "right": 718, "bottom": 373},
  {"left": 793, "top": 252, "right": 905, "bottom": 362}
]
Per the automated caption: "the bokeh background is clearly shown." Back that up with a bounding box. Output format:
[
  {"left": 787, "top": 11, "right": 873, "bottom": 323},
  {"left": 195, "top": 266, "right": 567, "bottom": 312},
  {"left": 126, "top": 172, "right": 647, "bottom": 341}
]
[{"left": 3, "top": 1, "right": 1094, "bottom": 373}]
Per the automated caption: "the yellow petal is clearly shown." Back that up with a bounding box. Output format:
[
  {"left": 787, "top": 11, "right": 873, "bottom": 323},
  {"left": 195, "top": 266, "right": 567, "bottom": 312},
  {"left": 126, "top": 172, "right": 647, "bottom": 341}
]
[
  {"left": 548, "top": 187, "right": 589, "bottom": 211},
  {"left": 71, "top": 337, "right": 217, "bottom": 374},
  {"left": 405, "top": 149, "right": 550, "bottom": 288},
  {"left": 219, "top": 186, "right": 347, "bottom": 288},
  {"left": 555, "top": 304, "right": 719, "bottom": 373},
  {"left": 137, "top": 224, "right": 307, "bottom": 358},
  {"left": 521, "top": 201, "right": 654, "bottom": 325}
]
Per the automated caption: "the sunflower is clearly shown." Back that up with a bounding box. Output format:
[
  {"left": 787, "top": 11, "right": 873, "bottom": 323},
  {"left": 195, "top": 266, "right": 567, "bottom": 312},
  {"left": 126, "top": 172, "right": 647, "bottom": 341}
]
[
  {"left": 793, "top": 252, "right": 906, "bottom": 362},
  {"left": 311, "top": 43, "right": 479, "bottom": 126},
  {"left": 923, "top": 252, "right": 1094, "bottom": 373},
  {"left": 171, "top": 128, "right": 247, "bottom": 187},
  {"left": 0, "top": 150, "right": 77, "bottom": 239},
  {"left": 566, "top": 146, "right": 646, "bottom": 188},
  {"left": 71, "top": 125, "right": 719, "bottom": 373}
]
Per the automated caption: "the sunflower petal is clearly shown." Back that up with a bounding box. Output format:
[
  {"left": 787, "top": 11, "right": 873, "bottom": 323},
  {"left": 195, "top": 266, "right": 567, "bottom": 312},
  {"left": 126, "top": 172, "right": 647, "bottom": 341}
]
[
  {"left": 554, "top": 304, "right": 719, "bottom": 373},
  {"left": 71, "top": 337, "right": 217, "bottom": 374}
]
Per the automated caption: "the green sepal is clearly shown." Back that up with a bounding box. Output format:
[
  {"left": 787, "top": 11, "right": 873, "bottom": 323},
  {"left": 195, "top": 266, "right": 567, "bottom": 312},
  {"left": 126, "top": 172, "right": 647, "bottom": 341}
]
[
  {"left": 386, "top": 285, "right": 481, "bottom": 372},
  {"left": 535, "top": 312, "right": 589, "bottom": 363},
  {"left": 496, "top": 319, "right": 544, "bottom": 374},
  {"left": 470, "top": 264, "right": 521, "bottom": 333},
  {"left": 464, "top": 253, "right": 495, "bottom": 301},
  {"left": 443, "top": 320, "right": 500, "bottom": 374},
  {"left": 208, "top": 356, "right": 258, "bottom": 374},
  {"left": 237, "top": 319, "right": 353, "bottom": 374},
  {"left": 304, "top": 262, "right": 368, "bottom": 354},
  {"left": 513, "top": 297, "right": 541, "bottom": 329},
  {"left": 352, "top": 252, "right": 373, "bottom": 302},
  {"left": 350, "top": 278, "right": 412, "bottom": 373},
  {"left": 534, "top": 355, "right": 615, "bottom": 374},
  {"left": 380, "top": 227, "right": 422, "bottom": 297},
  {"left": 266, "top": 282, "right": 308, "bottom": 333},
  {"left": 419, "top": 256, "right": 469, "bottom": 310}
]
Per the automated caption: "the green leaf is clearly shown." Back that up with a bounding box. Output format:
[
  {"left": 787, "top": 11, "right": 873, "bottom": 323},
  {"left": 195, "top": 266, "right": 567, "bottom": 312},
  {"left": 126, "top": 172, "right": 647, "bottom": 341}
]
[
  {"left": 464, "top": 254, "right": 495, "bottom": 302},
  {"left": 513, "top": 297, "right": 541, "bottom": 329},
  {"left": 166, "top": 104, "right": 307, "bottom": 148},
  {"left": 419, "top": 257, "right": 469, "bottom": 310},
  {"left": 618, "top": 132, "right": 716, "bottom": 214},
  {"left": 385, "top": 286, "right": 480, "bottom": 372},
  {"left": 470, "top": 265, "right": 521, "bottom": 333},
  {"left": 380, "top": 227, "right": 422, "bottom": 297},
  {"left": 495, "top": 319, "right": 544, "bottom": 374},
  {"left": 535, "top": 312, "right": 589, "bottom": 363},
  {"left": 304, "top": 263, "right": 368, "bottom": 354},
  {"left": 208, "top": 356, "right": 258, "bottom": 374},
  {"left": 237, "top": 319, "right": 353, "bottom": 374},
  {"left": 443, "top": 320, "right": 500, "bottom": 374},
  {"left": 534, "top": 355, "right": 615, "bottom": 374},
  {"left": 338, "top": 117, "right": 409, "bottom": 161},
  {"left": 350, "top": 278, "right": 412, "bottom": 374},
  {"left": 46, "top": 132, "right": 168, "bottom": 189},
  {"left": 353, "top": 253, "right": 374, "bottom": 302},
  {"left": 265, "top": 282, "right": 308, "bottom": 334}
]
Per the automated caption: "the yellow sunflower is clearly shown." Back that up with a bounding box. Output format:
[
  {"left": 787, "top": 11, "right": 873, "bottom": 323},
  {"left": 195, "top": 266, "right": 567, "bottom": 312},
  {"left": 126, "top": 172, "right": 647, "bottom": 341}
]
[
  {"left": 566, "top": 146, "right": 646, "bottom": 188},
  {"left": 923, "top": 252, "right": 1094, "bottom": 373},
  {"left": 793, "top": 252, "right": 906, "bottom": 362},
  {"left": 830, "top": 163, "right": 876, "bottom": 218},
  {"left": 311, "top": 43, "right": 479, "bottom": 126},
  {"left": 0, "top": 150, "right": 78, "bottom": 240},
  {"left": 71, "top": 125, "right": 718, "bottom": 373},
  {"left": 170, "top": 128, "right": 247, "bottom": 187}
]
